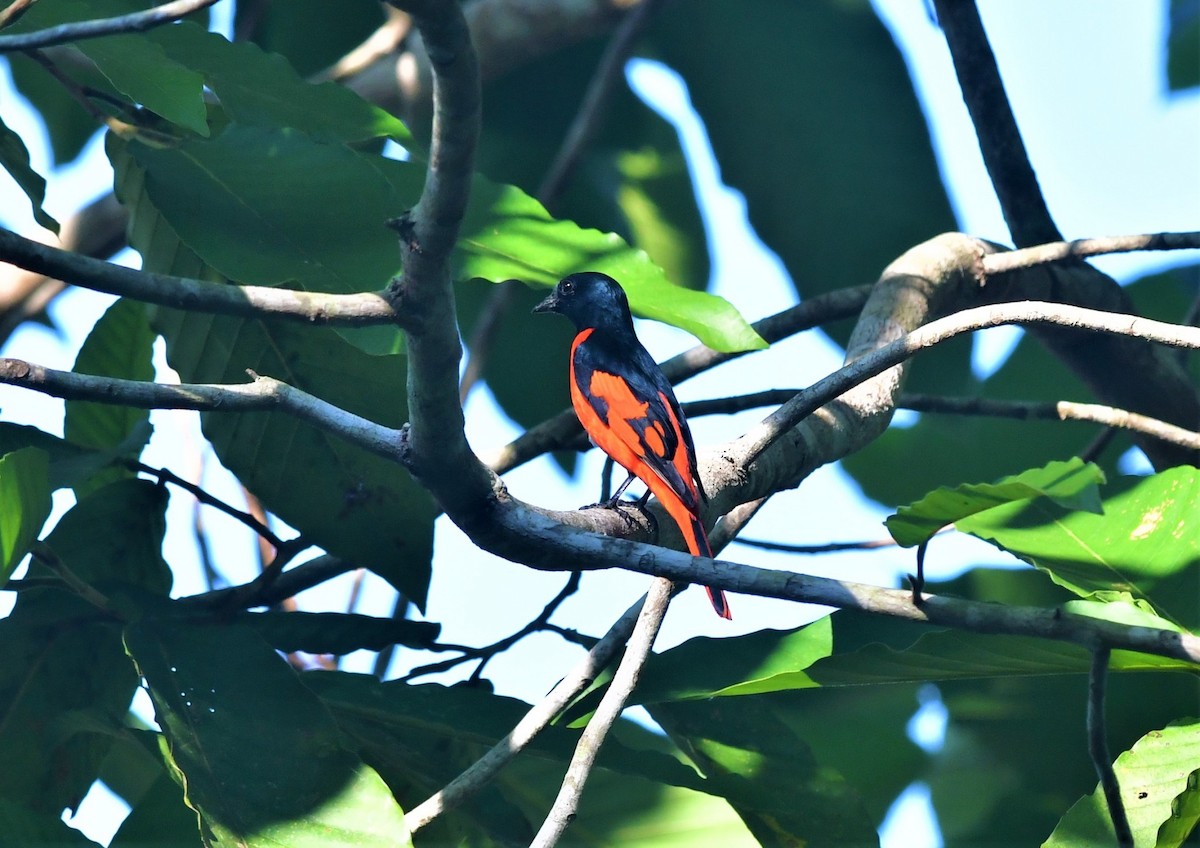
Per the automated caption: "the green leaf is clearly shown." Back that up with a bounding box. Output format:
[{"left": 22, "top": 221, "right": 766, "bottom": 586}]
[
  {"left": 930, "top": 661, "right": 1199, "bottom": 843},
  {"left": 110, "top": 771, "right": 204, "bottom": 848},
  {"left": 109, "top": 132, "right": 436, "bottom": 606},
  {"left": 957, "top": 467, "right": 1200, "bottom": 604},
  {"left": 0, "top": 447, "right": 51, "bottom": 582},
  {"left": 0, "top": 113, "right": 59, "bottom": 232},
  {"left": 1168, "top": 0, "right": 1200, "bottom": 91},
  {"left": 459, "top": 178, "right": 764, "bottom": 353},
  {"left": 473, "top": 40, "right": 711, "bottom": 290},
  {"left": 239, "top": 610, "right": 440, "bottom": 655},
  {"left": 46, "top": 478, "right": 171, "bottom": 593},
  {"left": 649, "top": 697, "right": 880, "bottom": 846},
  {"left": 632, "top": 616, "right": 834, "bottom": 703},
  {"left": 233, "top": 0, "right": 387, "bottom": 79},
  {"left": 647, "top": 0, "right": 956, "bottom": 326},
  {"left": 0, "top": 423, "right": 138, "bottom": 492},
  {"left": 124, "top": 619, "right": 410, "bottom": 847},
  {"left": 79, "top": 33, "right": 209, "bottom": 136},
  {"left": 149, "top": 22, "right": 412, "bottom": 145},
  {"left": 126, "top": 124, "right": 410, "bottom": 356},
  {"left": 1045, "top": 718, "right": 1200, "bottom": 847},
  {"left": 64, "top": 299, "right": 155, "bottom": 489},
  {"left": 886, "top": 458, "right": 1106, "bottom": 547},
  {"left": 0, "top": 800, "right": 102, "bottom": 846},
  {"left": 0, "top": 481, "right": 158, "bottom": 819}
]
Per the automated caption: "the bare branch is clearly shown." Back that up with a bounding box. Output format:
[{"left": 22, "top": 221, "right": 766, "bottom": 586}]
[
  {"left": 0, "top": 359, "right": 405, "bottom": 461},
  {"left": 0, "top": 0, "right": 219, "bottom": 52},
  {"left": 382, "top": 0, "right": 494, "bottom": 515},
  {"left": 531, "top": 577, "right": 673, "bottom": 848},
  {"left": 900, "top": 394, "right": 1200, "bottom": 451},
  {"left": 734, "top": 300, "right": 1200, "bottom": 469},
  {"left": 405, "top": 593, "right": 647, "bottom": 831},
  {"left": 984, "top": 232, "right": 1200, "bottom": 276},
  {"left": 0, "top": 227, "right": 399, "bottom": 327},
  {"left": 933, "top": 0, "right": 1061, "bottom": 245}
]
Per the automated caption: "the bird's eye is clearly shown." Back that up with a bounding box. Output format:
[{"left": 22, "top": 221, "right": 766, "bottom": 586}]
[{"left": 561, "top": 280, "right": 574, "bottom": 293}]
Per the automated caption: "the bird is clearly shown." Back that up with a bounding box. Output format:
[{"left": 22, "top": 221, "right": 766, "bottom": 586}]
[{"left": 533, "top": 271, "right": 731, "bottom": 619}]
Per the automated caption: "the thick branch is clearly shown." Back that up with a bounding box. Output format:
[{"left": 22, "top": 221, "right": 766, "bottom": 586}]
[
  {"left": 0, "top": 0, "right": 218, "bottom": 52},
  {"left": 383, "top": 0, "right": 496, "bottom": 515}
]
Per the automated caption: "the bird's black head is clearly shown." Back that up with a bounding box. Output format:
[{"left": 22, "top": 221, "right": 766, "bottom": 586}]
[{"left": 532, "top": 272, "right": 635, "bottom": 335}]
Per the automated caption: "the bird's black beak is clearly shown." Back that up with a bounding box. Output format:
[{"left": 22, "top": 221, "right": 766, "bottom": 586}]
[{"left": 532, "top": 290, "right": 560, "bottom": 315}]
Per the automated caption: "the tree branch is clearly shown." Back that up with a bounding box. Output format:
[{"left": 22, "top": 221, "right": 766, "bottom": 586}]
[
  {"left": 900, "top": 394, "right": 1200, "bottom": 450},
  {"left": 530, "top": 577, "right": 673, "bottom": 848},
  {"left": 983, "top": 231, "right": 1200, "bottom": 275},
  {"left": 1088, "top": 647, "right": 1133, "bottom": 847},
  {"left": 382, "top": 0, "right": 494, "bottom": 519},
  {"left": 0, "top": 227, "right": 399, "bottom": 327},
  {"left": 0, "top": 0, "right": 219, "bottom": 52},
  {"left": 933, "top": 0, "right": 1061, "bottom": 246},
  {"left": 404, "top": 592, "right": 647, "bottom": 831}
]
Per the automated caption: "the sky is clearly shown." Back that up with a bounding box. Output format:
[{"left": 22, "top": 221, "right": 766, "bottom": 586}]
[{"left": 0, "top": 1, "right": 1197, "bottom": 845}]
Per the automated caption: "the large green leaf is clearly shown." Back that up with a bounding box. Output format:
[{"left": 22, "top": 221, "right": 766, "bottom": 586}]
[
  {"left": 305, "top": 671, "right": 748, "bottom": 844},
  {"left": 124, "top": 618, "right": 410, "bottom": 847},
  {"left": 0, "top": 423, "right": 138, "bottom": 492},
  {"left": 238, "top": 610, "right": 440, "bottom": 655},
  {"left": 0, "top": 447, "right": 51, "bottom": 582},
  {"left": 458, "top": 178, "right": 763, "bottom": 353},
  {"left": 957, "top": 467, "right": 1200, "bottom": 605},
  {"left": 0, "top": 112, "right": 59, "bottom": 232},
  {"left": 233, "top": 0, "right": 387, "bottom": 78},
  {"left": 1168, "top": 0, "right": 1200, "bottom": 92},
  {"left": 0, "top": 800, "right": 102, "bottom": 847},
  {"left": 0, "top": 479, "right": 168, "bottom": 814},
  {"left": 64, "top": 298, "right": 155, "bottom": 496},
  {"left": 650, "top": 697, "right": 880, "bottom": 846},
  {"left": 885, "top": 458, "right": 1105, "bottom": 547},
  {"left": 647, "top": 0, "right": 959, "bottom": 366},
  {"left": 1045, "top": 718, "right": 1200, "bottom": 846},
  {"left": 148, "top": 22, "right": 411, "bottom": 145},
  {"left": 473, "top": 37, "right": 711, "bottom": 291},
  {"left": 109, "top": 132, "right": 437, "bottom": 606},
  {"left": 79, "top": 32, "right": 209, "bottom": 136}
]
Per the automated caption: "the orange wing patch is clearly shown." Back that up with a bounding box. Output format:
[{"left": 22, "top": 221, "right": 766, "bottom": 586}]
[{"left": 588, "top": 370, "right": 650, "bottom": 457}]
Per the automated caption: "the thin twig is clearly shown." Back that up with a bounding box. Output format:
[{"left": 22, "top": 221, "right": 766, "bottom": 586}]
[
  {"left": 983, "top": 232, "right": 1200, "bottom": 276},
  {"left": 1088, "top": 647, "right": 1133, "bottom": 847},
  {"left": 0, "top": 0, "right": 219, "bottom": 52},
  {"left": 314, "top": 7, "right": 412, "bottom": 83},
  {"left": 179, "top": 554, "right": 357, "bottom": 610},
  {"left": 899, "top": 394, "right": 1200, "bottom": 451},
  {"left": 530, "top": 577, "right": 674, "bottom": 848},
  {"left": 130, "top": 461, "right": 290, "bottom": 550},
  {"left": 0, "top": 0, "right": 37, "bottom": 30},
  {"left": 400, "top": 572, "right": 582, "bottom": 683},
  {"left": 371, "top": 594, "right": 411, "bottom": 679},
  {"left": 536, "top": 0, "right": 659, "bottom": 207},
  {"left": 933, "top": 0, "right": 1061, "bottom": 246}
]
